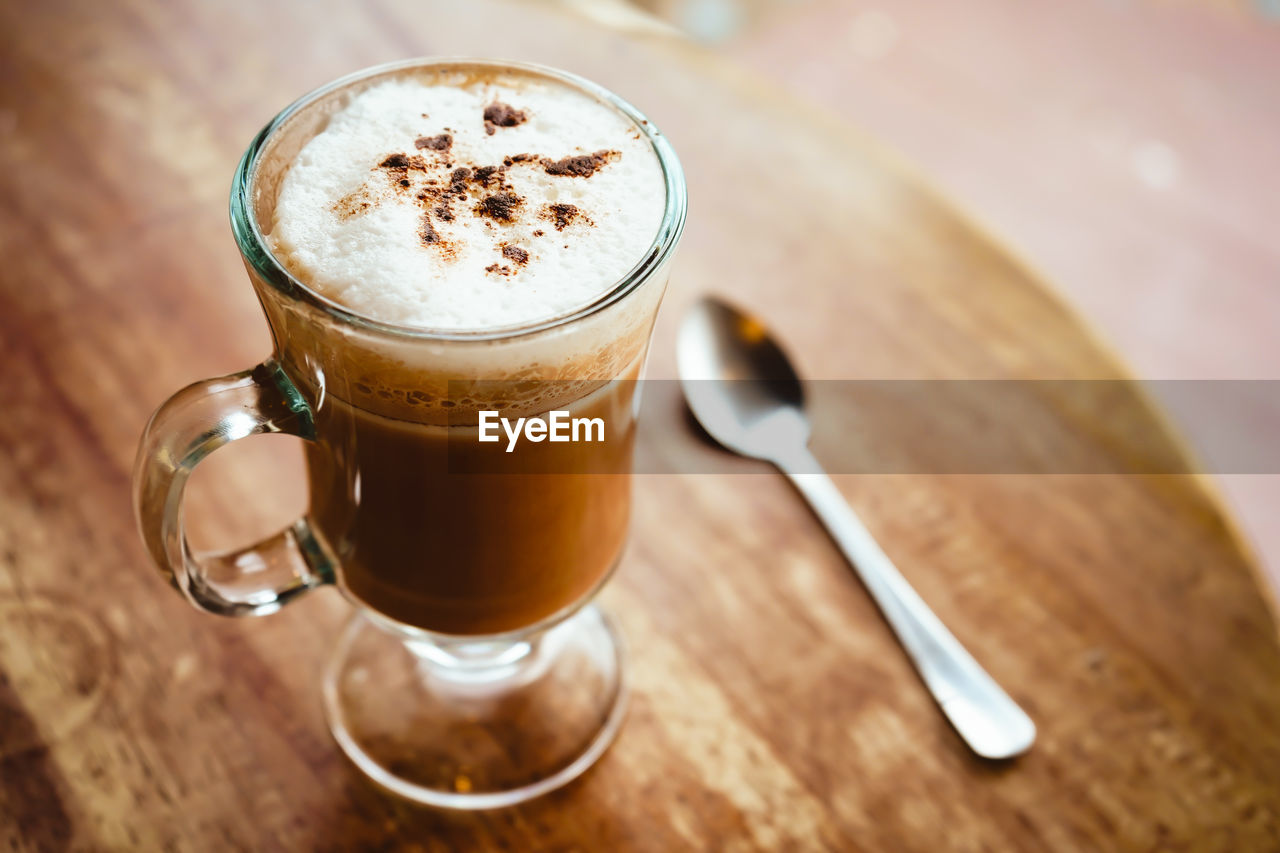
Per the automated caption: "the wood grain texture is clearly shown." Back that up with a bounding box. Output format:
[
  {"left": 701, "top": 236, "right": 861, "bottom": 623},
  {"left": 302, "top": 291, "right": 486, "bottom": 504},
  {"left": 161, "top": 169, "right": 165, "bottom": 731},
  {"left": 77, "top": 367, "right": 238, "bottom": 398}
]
[{"left": 1, "top": 0, "right": 1278, "bottom": 850}]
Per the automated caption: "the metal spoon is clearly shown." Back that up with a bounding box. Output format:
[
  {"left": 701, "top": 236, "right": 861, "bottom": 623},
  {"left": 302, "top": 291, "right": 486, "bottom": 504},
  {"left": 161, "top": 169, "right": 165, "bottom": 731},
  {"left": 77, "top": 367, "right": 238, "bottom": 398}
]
[{"left": 677, "top": 296, "right": 1035, "bottom": 760}]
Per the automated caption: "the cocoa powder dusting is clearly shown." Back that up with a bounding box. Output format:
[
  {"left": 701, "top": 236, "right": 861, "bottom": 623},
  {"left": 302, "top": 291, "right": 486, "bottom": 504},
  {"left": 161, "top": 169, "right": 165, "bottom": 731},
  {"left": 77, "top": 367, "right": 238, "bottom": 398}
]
[
  {"left": 414, "top": 133, "right": 452, "bottom": 151},
  {"left": 540, "top": 203, "right": 582, "bottom": 231},
  {"left": 475, "top": 192, "right": 522, "bottom": 223},
  {"left": 419, "top": 213, "right": 440, "bottom": 245},
  {"left": 543, "top": 150, "right": 619, "bottom": 178},
  {"left": 378, "top": 153, "right": 428, "bottom": 173},
  {"left": 331, "top": 187, "right": 373, "bottom": 220},
  {"left": 332, "top": 128, "right": 616, "bottom": 267},
  {"left": 483, "top": 102, "right": 527, "bottom": 135}
]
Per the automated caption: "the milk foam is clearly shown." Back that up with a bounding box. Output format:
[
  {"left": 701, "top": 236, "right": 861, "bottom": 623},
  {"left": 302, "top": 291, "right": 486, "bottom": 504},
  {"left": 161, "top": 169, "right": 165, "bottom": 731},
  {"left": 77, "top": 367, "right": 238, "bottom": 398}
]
[{"left": 269, "top": 73, "right": 666, "bottom": 331}]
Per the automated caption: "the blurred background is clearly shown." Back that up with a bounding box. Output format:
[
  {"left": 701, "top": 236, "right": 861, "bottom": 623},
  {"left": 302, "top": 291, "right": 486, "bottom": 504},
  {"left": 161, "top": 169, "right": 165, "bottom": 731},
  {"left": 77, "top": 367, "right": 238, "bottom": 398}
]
[{"left": 577, "top": 0, "right": 1280, "bottom": 588}]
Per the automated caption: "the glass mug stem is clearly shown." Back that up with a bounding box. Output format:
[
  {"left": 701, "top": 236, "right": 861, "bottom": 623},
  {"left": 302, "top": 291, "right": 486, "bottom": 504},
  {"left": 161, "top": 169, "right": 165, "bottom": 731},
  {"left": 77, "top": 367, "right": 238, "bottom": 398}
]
[{"left": 133, "top": 359, "right": 335, "bottom": 615}]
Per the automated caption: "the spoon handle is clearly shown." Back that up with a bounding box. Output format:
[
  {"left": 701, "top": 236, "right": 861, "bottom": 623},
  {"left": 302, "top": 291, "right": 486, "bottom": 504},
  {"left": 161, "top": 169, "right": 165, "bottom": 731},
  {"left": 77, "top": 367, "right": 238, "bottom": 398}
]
[{"left": 778, "top": 447, "right": 1035, "bottom": 759}]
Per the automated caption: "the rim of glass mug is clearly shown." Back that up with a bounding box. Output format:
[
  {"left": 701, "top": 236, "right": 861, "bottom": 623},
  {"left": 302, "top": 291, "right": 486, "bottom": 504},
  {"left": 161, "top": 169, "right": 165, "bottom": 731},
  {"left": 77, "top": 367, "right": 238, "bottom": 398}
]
[{"left": 229, "top": 56, "right": 688, "bottom": 342}]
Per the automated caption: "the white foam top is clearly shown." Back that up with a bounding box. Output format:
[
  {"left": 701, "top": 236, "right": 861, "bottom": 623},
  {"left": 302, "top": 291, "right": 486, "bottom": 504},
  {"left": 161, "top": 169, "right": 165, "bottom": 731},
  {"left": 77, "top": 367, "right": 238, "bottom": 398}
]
[{"left": 268, "top": 72, "right": 666, "bottom": 331}]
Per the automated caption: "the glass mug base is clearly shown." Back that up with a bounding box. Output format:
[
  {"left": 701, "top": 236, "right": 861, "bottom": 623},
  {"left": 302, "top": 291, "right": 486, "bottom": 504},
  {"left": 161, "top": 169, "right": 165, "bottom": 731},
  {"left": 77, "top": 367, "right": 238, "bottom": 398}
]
[{"left": 321, "top": 604, "right": 628, "bottom": 809}]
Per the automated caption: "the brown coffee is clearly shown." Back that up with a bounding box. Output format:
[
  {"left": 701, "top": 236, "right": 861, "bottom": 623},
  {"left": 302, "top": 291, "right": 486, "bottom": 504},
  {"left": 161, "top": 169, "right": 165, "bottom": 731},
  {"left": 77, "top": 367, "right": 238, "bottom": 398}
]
[{"left": 305, "top": 366, "right": 640, "bottom": 635}]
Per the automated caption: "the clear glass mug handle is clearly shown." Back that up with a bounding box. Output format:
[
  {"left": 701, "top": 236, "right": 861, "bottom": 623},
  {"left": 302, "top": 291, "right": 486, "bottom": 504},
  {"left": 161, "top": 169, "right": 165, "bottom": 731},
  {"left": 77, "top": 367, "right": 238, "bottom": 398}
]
[{"left": 133, "top": 359, "right": 335, "bottom": 616}]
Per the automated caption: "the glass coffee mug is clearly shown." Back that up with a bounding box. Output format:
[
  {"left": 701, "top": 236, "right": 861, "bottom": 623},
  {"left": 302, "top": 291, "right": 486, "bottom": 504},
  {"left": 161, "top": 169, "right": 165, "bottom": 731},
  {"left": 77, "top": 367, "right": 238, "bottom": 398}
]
[{"left": 133, "top": 59, "right": 686, "bottom": 809}]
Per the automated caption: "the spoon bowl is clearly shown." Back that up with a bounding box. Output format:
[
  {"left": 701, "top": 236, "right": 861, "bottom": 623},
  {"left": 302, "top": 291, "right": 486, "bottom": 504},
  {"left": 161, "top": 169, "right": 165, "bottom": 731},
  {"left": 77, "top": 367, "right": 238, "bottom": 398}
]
[{"left": 677, "top": 299, "right": 810, "bottom": 462}]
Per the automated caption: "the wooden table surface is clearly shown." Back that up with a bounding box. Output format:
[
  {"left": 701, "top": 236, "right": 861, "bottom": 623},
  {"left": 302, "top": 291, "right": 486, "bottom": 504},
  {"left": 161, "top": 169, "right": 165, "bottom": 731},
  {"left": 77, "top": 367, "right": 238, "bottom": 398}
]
[{"left": 2, "top": 0, "right": 1278, "bottom": 850}]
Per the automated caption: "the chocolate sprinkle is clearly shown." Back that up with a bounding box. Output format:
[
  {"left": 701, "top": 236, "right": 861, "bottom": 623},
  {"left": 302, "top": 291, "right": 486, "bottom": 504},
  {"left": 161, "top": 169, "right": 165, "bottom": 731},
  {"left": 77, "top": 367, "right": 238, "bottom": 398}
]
[{"left": 501, "top": 245, "right": 529, "bottom": 266}]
